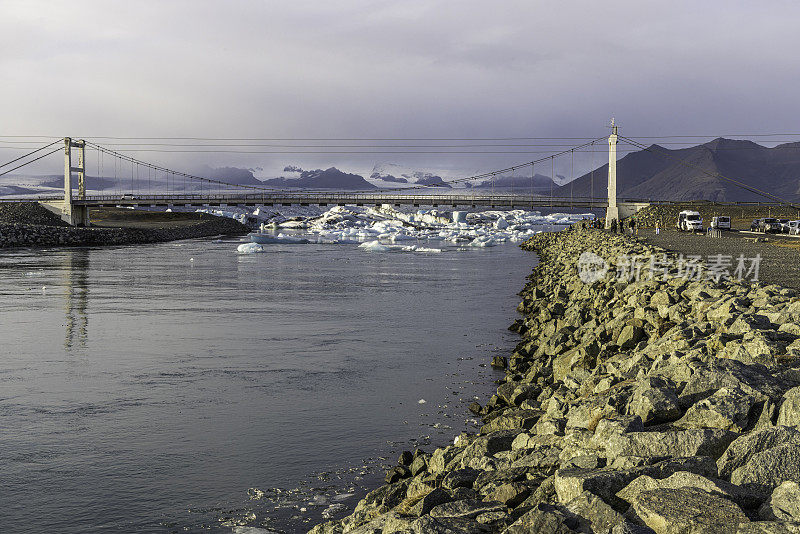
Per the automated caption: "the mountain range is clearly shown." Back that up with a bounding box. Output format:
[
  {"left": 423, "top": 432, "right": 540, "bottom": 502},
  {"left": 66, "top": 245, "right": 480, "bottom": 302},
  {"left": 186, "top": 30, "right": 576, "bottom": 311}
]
[{"left": 556, "top": 138, "right": 800, "bottom": 202}]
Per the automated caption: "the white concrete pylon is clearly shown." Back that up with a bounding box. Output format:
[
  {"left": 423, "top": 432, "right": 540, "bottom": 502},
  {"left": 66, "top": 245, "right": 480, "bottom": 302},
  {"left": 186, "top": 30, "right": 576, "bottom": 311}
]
[{"left": 605, "top": 123, "right": 620, "bottom": 228}]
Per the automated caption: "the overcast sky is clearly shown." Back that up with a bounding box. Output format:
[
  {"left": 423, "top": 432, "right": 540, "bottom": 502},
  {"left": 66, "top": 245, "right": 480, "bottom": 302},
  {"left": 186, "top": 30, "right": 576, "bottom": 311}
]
[{"left": 2, "top": 0, "right": 800, "bottom": 179}]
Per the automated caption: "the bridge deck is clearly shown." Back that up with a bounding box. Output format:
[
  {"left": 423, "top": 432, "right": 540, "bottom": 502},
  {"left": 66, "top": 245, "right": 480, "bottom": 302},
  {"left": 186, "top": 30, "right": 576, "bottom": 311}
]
[{"left": 30, "top": 193, "right": 612, "bottom": 209}]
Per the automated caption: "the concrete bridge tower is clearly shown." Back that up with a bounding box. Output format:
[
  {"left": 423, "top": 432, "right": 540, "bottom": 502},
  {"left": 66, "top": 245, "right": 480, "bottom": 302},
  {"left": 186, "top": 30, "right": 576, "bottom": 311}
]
[
  {"left": 61, "top": 137, "right": 90, "bottom": 226},
  {"left": 605, "top": 121, "right": 620, "bottom": 228}
]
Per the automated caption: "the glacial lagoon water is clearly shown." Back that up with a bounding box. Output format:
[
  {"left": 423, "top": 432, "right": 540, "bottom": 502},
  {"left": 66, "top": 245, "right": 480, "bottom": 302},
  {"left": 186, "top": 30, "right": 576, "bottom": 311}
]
[{"left": 0, "top": 235, "right": 540, "bottom": 533}]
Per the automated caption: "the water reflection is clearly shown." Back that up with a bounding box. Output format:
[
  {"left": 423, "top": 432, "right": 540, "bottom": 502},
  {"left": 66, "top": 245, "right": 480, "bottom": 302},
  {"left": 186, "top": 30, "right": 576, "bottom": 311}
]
[{"left": 62, "top": 249, "right": 89, "bottom": 350}]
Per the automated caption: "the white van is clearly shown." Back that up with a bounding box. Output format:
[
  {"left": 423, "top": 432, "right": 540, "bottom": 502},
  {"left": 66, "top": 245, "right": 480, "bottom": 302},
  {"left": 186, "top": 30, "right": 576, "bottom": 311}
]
[
  {"left": 710, "top": 216, "right": 731, "bottom": 230},
  {"left": 788, "top": 220, "right": 800, "bottom": 235},
  {"left": 677, "top": 210, "right": 703, "bottom": 232}
]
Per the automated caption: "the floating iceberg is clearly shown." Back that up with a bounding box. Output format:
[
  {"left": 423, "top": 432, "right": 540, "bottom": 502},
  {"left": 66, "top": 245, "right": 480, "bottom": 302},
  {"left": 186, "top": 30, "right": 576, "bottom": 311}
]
[{"left": 237, "top": 243, "right": 265, "bottom": 254}]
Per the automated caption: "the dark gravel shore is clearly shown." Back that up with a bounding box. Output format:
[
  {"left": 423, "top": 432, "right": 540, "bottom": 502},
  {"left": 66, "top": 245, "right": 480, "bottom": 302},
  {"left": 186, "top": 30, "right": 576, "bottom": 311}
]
[
  {"left": 635, "top": 228, "right": 800, "bottom": 291},
  {"left": 0, "top": 202, "right": 249, "bottom": 248}
]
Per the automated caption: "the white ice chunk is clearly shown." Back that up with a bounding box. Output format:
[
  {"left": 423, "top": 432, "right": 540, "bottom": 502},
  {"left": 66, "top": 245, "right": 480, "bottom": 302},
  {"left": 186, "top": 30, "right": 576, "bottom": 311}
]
[{"left": 237, "top": 243, "right": 265, "bottom": 254}]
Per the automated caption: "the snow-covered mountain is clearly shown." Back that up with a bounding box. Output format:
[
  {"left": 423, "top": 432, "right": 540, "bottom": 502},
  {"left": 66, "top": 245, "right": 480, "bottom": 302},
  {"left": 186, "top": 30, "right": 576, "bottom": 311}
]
[{"left": 369, "top": 163, "right": 452, "bottom": 188}]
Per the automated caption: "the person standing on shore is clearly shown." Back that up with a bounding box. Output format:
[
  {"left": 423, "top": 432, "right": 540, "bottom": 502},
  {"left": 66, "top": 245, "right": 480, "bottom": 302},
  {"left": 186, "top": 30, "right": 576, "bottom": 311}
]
[{"left": 655, "top": 220, "right": 660, "bottom": 235}]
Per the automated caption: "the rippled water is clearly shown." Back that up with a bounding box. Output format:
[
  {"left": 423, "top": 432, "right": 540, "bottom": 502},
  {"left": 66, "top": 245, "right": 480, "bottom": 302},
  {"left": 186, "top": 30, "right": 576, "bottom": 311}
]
[{"left": 0, "top": 236, "right": 537, "bottom": 533}]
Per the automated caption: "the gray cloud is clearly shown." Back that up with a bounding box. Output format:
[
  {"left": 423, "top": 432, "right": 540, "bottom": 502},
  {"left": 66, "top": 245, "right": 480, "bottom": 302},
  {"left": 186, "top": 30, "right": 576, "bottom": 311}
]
[{"left": 2, "top": 0, "right": 799, "bottom": 179}]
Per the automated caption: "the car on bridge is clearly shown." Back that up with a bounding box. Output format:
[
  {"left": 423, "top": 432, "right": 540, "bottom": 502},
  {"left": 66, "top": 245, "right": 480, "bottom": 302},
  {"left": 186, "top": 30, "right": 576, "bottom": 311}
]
[
  {"left": 677, "top": 210, "right": 703, "bottom": 232},
  {"left": 788, "top": 220, "right": 800, "bottom": 235}
]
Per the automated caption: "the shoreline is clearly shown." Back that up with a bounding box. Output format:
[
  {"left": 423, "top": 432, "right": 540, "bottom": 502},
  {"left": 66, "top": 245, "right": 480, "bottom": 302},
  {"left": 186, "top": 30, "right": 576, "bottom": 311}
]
[
  {"left": 0, "top": 204, "right": 249, "bottom": 249},
  {"left": 310, "top": 226, "right": 800, "bottom": 533}
]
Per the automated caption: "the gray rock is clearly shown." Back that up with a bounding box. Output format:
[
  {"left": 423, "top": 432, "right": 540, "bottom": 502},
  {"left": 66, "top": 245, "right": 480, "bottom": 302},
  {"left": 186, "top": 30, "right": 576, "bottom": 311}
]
[
  {"left": 736, "top": 521, "right": 800, "bottom": 534},
  {"left": 604, "top": 428, "right": 737, "bottom": 459},
  {"left": 381, "top": 511, "right": 416, "bottom": 534},
  {"left": 678, "top": 360, "right": 787, "bottom": 408},
  {"left": 675, "top": 387, "right": 755, "bottom": 432},
  {"left": 385, "top": 465, "right": 412, "bottom": 484},
  {"left": 718, "top": 426, "right": 800, "bottom": 479},
  {"left": 484, "top": 482, "right": 531, "bottom": 508},
  {"left": 627, "top": 487, "right": 749, "bottom": 534},
  {"left": 383, "top": 480, "right": 412, "bottom": 509},
  {"left": 441, "top": 468, "right": 480, "bottom": 491},
  {"left": 510, "top": 445, "right": 562, "bottom": 474},
  {"left": 759, "top": 481, "right": 800, "bottom": 521},
  {"left": 619, "top": 325, "right": 646, "bottom": 350},
  {"left": 731, "top": 443, "right": 800, "bottom": 499},
  {"left": 501, "top": 503, "right": 574, "bottom": 534},
  {"left": 617, "top": 471, "right": 759, "bottom": 509},
  {"left": 612, "top": 522, "right": 657, "bottom": 534},
  {"left": 626, "top": 380, "right": 682, "bottom": 424},
  {"left": 409, "top": 455, "right": 427, "bottom": 476},
  {"left": 428, "top": 447, "right": 462, "bottom": 475},
  {"left": 428, "top": 499, "right": 506, "bottom": 520},
  {"left": 410, "top": 515, "right": 491, "bottom": 534},
  {"left": 497, "top": 382, "right": 542, "bottom": 406},
  {"left": 564, "top": 490, "right": 625, "bottom": 533},
  {"left": 474, "top": 467, "right": 528, "bottom": 493},
  {"left": 460, "top": 430, "right": 521, "bottom": 465},
  {"left": 555, "top": 456, "right": 717, "bottom": 507},
  {"left": 777, "top": 387, "right": 800, "bottom": 427},
  {"left": 554, "top": 346, "right": 596, "bottom": 382},
  {"left": 409, "top": 488, "right": 451, "bottom": 517},
  {"left": 481, "top": 409, "right": 542, "bottom": 433}
]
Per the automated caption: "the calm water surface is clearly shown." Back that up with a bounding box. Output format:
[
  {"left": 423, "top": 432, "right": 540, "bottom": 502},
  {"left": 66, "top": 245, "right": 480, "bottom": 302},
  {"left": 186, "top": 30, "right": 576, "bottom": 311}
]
[{"left": 0, "top": 237, "right": 537, "bottom": 533}]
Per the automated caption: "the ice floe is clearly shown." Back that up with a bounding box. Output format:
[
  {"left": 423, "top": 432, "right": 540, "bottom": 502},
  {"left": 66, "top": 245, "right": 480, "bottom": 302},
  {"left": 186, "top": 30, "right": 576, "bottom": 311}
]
[{"left": 197, "top": 203, "right": 593, "bottom": 254}]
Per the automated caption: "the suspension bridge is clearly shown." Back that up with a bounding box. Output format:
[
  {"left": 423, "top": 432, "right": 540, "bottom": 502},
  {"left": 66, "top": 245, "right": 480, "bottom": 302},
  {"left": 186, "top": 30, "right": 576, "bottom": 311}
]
[{"left": 0, "top": 128, "right": 681, "bottom": 226}]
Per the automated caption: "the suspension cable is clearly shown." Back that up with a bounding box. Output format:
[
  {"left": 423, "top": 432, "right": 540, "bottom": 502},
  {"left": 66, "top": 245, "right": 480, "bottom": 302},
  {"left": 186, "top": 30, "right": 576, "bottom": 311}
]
[{"left": 0, "top": 140, "right": 62, "bottom": 170}]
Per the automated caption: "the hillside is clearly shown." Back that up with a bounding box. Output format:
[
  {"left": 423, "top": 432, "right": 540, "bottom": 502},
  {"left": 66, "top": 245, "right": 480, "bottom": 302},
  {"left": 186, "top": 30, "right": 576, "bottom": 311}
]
[
  {"left": 261, "top": 167, "right": 376, "bottom": 190},
  {"left": 556, "top": 138, "right": 800, "bottom": 202},
  {"left": 471, "top": 173, "right": 555, "bottom": 190}
]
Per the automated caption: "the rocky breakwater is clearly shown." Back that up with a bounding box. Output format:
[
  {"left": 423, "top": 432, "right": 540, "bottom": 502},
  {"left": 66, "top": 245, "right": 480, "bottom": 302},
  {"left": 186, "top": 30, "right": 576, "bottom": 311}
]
[
  {"left": 310, "top": 226, "right": 800, "bottom": 534},
  {"left": 0, "top": 216, "right": 247, "bottom": 248}
]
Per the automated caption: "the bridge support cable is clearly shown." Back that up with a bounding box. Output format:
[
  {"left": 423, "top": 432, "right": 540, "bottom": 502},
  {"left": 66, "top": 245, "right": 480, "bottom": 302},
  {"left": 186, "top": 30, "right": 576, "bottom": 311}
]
[
  {"left": 620, "top": 135, "right": 800, "bottom": 208},
  {"left": 85, "top": 141, "right": 292, "bottom": 195},
  {"left": 0, "top": 147, "right": 62, "bottom": 178},
  {"left": 0, "top": 140, "right": 61, "bottom": 170}
]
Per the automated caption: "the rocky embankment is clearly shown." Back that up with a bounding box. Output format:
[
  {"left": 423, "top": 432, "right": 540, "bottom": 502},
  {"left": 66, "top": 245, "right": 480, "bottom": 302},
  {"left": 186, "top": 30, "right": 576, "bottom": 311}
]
[
  {"left": 310, "top": 227, "right": 800, "bottom": 534},
  {"left": 0, "top": 214, "right": 247, "bottom": 248}
]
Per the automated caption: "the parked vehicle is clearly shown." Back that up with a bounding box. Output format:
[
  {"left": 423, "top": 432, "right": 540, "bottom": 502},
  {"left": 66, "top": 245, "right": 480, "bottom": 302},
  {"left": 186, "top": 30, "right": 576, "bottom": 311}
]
[
  {"left": 759, "top": 218, "right": 780, "bottom": 233},
  {"left": 751, "top": 219, "right": 762, "bottom": 232},
  {"left": 778, "top": 219, "right": 791, "bottom": 233},
  {"left": 789, "top": 220, "right": 800, "bottom": 235},
  {"left": 677, "top": 210, "right": 703, "bottom": 232},
  {"left": 710, "top": 216, "right": 731, "bottom": 230}
]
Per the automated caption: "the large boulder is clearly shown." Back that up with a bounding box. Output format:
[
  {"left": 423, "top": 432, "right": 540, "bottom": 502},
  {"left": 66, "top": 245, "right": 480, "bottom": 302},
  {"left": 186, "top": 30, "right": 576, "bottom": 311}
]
[
  {"left": 555, "top": 457, "right": 716, "bottom": 507},
  {"left": 717, "top": 426, "right": 800, "bottom": 479},
  {"left": 627, "top": 487, "right": 749, "bottom": 534},
  {"left": 617, "top": 471, "right": 758, "bottom": 509},
  {"left": 678, "top": 360, "right": 788, "bottom": 408},
  {"left": 731, "top": 443, "right": 800, "bottom": 500},
  {"left": 626, "top": 378, "right": 682, "bottom": 424},
  {"left": 604, "top": 428, "right": 737, "bottom": 459},
  {"left": 675, "top": 387, "right": 756, "bottom": 432},
  {"left": 564, "top": 490, "right": 625, "bottom": 532},
  {"left": 777, "top": 387, "right": 800, "bottom": 427},
  {"left": 759, "top": 481, "right": 800, "bottom": 522}
]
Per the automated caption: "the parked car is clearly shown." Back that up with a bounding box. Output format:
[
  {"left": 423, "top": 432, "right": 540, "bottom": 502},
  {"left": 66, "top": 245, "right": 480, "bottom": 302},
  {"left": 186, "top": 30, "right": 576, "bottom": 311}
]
[
  {"left": 677, "top": 210, "right": 703, "bottom": 232},
  {"left": 759, "top": 218, "right": 781, "bottom": 233},
  {"left": 710, "top": 216, "right": 731, "bottom": 230},
  {"left": 751, "top": 219, "right": 762, "bottom": 232},
  {"left": 789, "top": 220, "right": 800, "bottom": 235}
]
